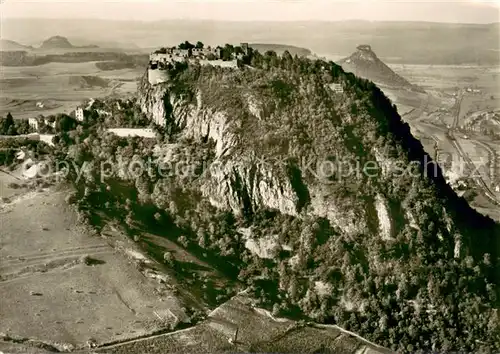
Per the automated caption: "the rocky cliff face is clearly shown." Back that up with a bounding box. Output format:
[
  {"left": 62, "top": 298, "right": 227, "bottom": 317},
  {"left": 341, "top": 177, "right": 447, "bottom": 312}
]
[{"left": 138, "top": 70, "right": 372, "bottom": 235}]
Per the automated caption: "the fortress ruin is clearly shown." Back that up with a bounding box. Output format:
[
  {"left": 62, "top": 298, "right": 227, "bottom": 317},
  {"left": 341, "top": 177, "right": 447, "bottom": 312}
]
[{"left": 148, "top": 43, "right": 248, "bottom": 85}]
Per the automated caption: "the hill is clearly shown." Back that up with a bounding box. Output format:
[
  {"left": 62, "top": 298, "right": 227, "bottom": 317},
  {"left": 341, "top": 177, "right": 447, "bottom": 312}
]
[
  {"left": 0, "top": 39, "right": 33, "bottom": 51},
  {"left": 0, "top": 51, "right": 148, "bottom": 67},
  {"left": 249, "top": 43, "right": 311, "bottom": 57},
  {"left": 40, "top": 35, "right": 74, "bottom": 49},
  {"left": 136, "top": 56, "right": 499, "bottom": 352},
  {"left": 51, "top": 50, "right": 500, "bottom": 353},
  {"left": 39, "top": 35, "right": 99, "bottom": 50},
  {"left": 338, "top": 45, "right": 424, "bottom": 92}
]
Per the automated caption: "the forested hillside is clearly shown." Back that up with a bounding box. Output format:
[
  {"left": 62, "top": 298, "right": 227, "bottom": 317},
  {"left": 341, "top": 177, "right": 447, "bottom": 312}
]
[{"left": 48, "top": 49, "right": 500, "bottom": 352}]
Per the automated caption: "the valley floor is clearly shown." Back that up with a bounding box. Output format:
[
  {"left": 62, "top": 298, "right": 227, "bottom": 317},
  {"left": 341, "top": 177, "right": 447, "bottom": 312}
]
[
  {"left": 384, "top": 64, "right": 500, "bottom": 221},
  {"left": 0, "top": 62, "right": 142, "bottom": 119}
]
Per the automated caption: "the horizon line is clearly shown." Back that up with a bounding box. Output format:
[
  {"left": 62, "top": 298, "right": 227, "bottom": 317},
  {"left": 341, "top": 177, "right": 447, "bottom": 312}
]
[{"left": 2, "top": 17, "right": 499, "bottom": 25}]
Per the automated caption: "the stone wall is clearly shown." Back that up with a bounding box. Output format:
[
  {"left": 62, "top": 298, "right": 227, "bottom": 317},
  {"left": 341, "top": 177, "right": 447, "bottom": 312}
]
[{"left": 148, "top": 69, "right": 170, "bottom": 85}]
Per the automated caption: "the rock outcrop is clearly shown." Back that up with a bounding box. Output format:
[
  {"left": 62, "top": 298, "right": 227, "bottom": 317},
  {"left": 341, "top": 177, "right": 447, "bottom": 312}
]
[
  {"left": 137, "top": 71, "right": 372, "bottom": 235},
  {"left": 338, "top": 45, "right": 425, "bottom": 92}
]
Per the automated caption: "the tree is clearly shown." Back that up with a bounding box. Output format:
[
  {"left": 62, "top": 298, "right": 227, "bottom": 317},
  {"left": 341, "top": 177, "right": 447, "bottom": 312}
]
[
  {"left": 125, "top": 211, "right": 134, "bottom": 229},
  {"left": 178, "top": 235, "right": 189, "bottom": 248},
  {"left": 56, "top": 114, "right": 77, "bottom": 133},
  {"left": 195, "top": 41, "right": 204, "bottom": 49},
  {"left": 179, "top": 41, "right": 195, "bottom": 50},
  {"left": 282, "top": 50, "right": 293, "bottom": 70},
  {"left": 163, "top": 251, "right": 174, "bottom": 265},
  {"left": 0, "top": 112, "right": 16, "bottom": 135},
  {"left": 250, "top": 51, "right": 263, "bottom": 68},
  {"left": 221, "top": 44, "right": 235, "bottom": 61},
  {"left": 272, "top": 303, "right": 281, "bottom": 316},
  {"left": 15, "top": 119, "right": 32, "bottom": 134}
]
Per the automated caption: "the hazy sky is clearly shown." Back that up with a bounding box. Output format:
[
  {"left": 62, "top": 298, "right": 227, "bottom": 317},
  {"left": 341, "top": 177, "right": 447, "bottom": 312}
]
[{"left": 1, "top": 0, "right": 499, "bottom": 23}]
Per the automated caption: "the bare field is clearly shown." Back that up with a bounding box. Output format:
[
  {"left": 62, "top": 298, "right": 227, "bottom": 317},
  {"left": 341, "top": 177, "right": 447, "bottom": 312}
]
[
  {"left": 0, "top": 62, "right": 143, "bottom": 119},
  {"left": 391, "top": 64, "right": 499, "bottom": 93},
  {"left": 0, "top": 188, "right": 189, "bottom": 349},
  {"left": 0, "top": 169, "right": 29, "bottom": 200},
  {"left": 456, "top": 136, "right": 493, "bottom": 184}
]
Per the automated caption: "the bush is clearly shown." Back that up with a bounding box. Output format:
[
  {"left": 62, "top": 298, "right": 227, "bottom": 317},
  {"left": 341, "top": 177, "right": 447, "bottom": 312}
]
[
  {"left": 80, "top": 255, "right": 91, "bottom": 265},
  {"left": 164, "top": 251, "right": 174, "bottom": 265}
]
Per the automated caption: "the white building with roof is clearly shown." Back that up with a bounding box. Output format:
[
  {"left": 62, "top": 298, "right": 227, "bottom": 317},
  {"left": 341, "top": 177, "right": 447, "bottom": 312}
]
[
  {"left": 75, "top": 107, "right": 84, "bottom": 122},
  {"left": 28, "top": 118, "right": 39, "bottom": 131}
]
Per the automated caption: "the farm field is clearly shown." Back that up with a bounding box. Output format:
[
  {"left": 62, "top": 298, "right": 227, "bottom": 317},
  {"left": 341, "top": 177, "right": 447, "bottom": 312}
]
[
  {"left": 456, "top": 137, "right": 494, "bottom": 186},
  {"left": 0, "top": 188, "right": 190, "bottom": 350},
  {"left": 0, "top": 62, "right": 143, "bottom": 119},
  {"left": 0, "top": 169, "right": 30, "bottom": 200},
  {"left": 390, "top": 64, "right": 500, "bottom": 93}
]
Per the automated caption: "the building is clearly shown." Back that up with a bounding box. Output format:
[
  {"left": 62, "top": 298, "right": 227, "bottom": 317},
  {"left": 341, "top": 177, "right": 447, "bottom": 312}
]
[
  {"left": 107, "top": 128, "right": 156, "bottom": 139},
  {"left": 148, "top": 45, "right": 237, "bottom": 85},
  {"left": 28, "top": 118, "right": 39, "bottom": 131},
  {"left": 75, "top": 107, "right": 84, "bottom": 122},
  {"left": 357, "top": 44, "right": 372, "bottom": 52},
  {"left": 149, "top": 46, "right": 222, "bottom": 66},
  {"left": 330, "top": 83, "right": 344, "bottom": 93},
  {"left": 44, "top": 118, "right": 56, "bottom": 129},
  {"left": 240, "top": 43, "right": 249, "bottom": 55}
]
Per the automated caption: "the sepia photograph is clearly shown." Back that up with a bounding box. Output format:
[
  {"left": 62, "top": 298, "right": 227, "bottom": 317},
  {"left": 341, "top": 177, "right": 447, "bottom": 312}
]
[{"left": 0, "top": 0, "right": 499, "bottom": 353}]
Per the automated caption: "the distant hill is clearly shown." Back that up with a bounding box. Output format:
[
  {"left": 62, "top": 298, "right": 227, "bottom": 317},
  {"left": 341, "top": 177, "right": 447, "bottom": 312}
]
[
  {"left": 2, "top": 20, "right": 498, "bottom": 64},
  {"left": 39, "top": 35, "right": 99, "bottom": 50},
  {"left": 40, "top": 35, "right": 74, "bottom": 49},
  {"left": 0, "top": 39, "right": 33, "bottom": 51},
  {"left": 0, "top": 50, "right": 148, "bottom": 67},
  {"left": 249, "top": 43, "right": 311, "bottom": 57},
  {"left": 69, "top": 38, "right": 141, "bottom": 50},
  {"left": 338, "top": 45, "right": 425, "bottom": 92}
]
